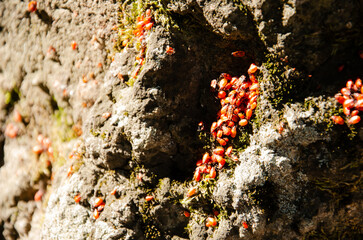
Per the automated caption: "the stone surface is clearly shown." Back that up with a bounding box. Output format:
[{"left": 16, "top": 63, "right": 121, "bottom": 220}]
[{"left": 0, "top": 0, "right": 362, "bottom": 239}]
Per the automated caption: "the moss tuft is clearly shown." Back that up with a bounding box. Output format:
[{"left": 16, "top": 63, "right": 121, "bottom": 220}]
[{"left": 262, "top": 54, "right": 306, "bottom": 109}]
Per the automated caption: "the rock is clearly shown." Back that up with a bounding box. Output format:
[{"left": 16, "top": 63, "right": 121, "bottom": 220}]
[{"left": 0, "top": 0, "right": 362, "bottom": 239}]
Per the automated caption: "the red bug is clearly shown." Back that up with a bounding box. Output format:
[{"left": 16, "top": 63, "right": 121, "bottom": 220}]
[
  {"left": 205, "top": 217, "right": 217, "bottom": 227},
  {"left": 331, "top": 116, "right": 344, "bottom": 125},
  {"left": 226, "top": 146, "right": 233, "bottom": 156},
  {"left": 187, "top": 188, "right": 196, "bottom": 197},
  {"left": 111, "top": 187, "right": 117, "bottom": 195},
  {"left": 93, "top": 209, "right": 100, "bottom": 219},
  {"left": 145, "top": 195, "right": 154, "bottom": 201},
  {"left": 202, "top": 152, "right": 210, "bottom": 164},
  {"left": 209, "top": 167, "right": 216, "bottom": 179},
  {"left": 94, "top": 197, "right": 104, "bottom": 208},
  {"left": 218, "top": 91, "right": 227, "bottom": 99},
  {"left": 246, "top": 109, "right": 253, "bottom": 119},
  {"left": 348, "top": 115, "right": 360, "bottom": 124},
  {"left": 34, "top": 190, "right": 43, "bottom": 201},
  {"left": 239, "top": 119, "right": 248, "bottom": 127},
  {"left": 102, "top": 112, "right": 111, "bottom": 119},
  {"left": 248, "top": 63, "right": 258, "bottom": 75},
  {"left": 74, "top": 194, "right": 81, "bottom": 203},
  {"left": 184, "top": 211, "right": 190, "bottom": 217},
  {"left": 5, "top": 123, "right": 18, "bottom": 138},
  {"left": 33, "top": 145, "right": 43, "bottom": 155},
  {"left": 194, "top": 168, "right": 201, "bottom": 181},
  {"left": 97, "top": 204, "right": 105, "bottom": 212},
  {"left": 13, "top": 110, "right": 22, "bottom": 122},
  {"left": 67, "top": 166, "right": 73, "bottom": 177},
  {"left": 28, "top": 1, "right": 37, "bottom": 12},
  {"left": 231, "top": 51, "right": 245, "bottom": 57},
  {"left": 213, "top": 147, "right": 225, "bottom": 156},
  {"left": 242, "top": 221, "right": 248, "bottom": 229},
  {"left": 198, "top": 121, "right": 204, "bottom": 131},
  {"left": 144, "top": 22, "right": 153, "bottom": 30},
  {"left": 71, "top": 41, "right": 78, "bottom": 50},
  {"left": 166, "top": 46, "right": 175, "bottom": 55}
]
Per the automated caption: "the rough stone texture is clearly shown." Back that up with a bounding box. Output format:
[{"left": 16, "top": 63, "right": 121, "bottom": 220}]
[{"left": 0, "top": 0, "right": 362, "bottom": 240}]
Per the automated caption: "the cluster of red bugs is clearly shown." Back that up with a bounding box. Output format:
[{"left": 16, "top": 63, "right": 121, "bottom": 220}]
[
  {"left": 193, "top": 63, "right": 259, "bottom": 184},
  {"left": 74, "top": 195, "right": 106, "bottom": 220},
  {"left": 66, "top": 141, "right": 84, "bottom": 177},
  {"left": 4, "top": 110, "right": 23, "bottom": 138},
  {"left": 331, "top": 78, "right": 362, "bottom": 125},
  {"left": 125, "top": 9, "right": 154, "bottom": 80},
  {"left": 5, "top": 123, "right": 18, "bottom": 139},
  {"left": 92, "top": 197, "right": 105, "bottom": 219},
  {"left": 32, "top": 134, "right": 53, "bottom": 161}
]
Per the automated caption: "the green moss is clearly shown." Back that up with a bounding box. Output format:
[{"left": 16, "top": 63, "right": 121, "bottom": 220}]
[
  {"left": 140, "top": 198, "right": 163, "bottom": 239},
  {"left": 52, "top": 108, "right": 77, "bottom": 142},
  {"left": 126, "top": 77, "right": 135, "bottom": 87},
  {"left": 262, "top": 54, "right": 305, "bottom": 110},
  {"left": 114, "top": 0, "right": 179, "bottom": 86},
  {"left": 232, "top": 0, "right": 249, "bottom": 16},
  {"left": 115, "top": 0, "right": 178, "bottom": 52},
  {"left": 90, "top": 129, "right": 100, "bottom": 137},
  {"left": 4, "top": 87, "right": 21, "bottom": 111},
  {"left": 302, "top": 97, "right": 359, "bottom": 139}
]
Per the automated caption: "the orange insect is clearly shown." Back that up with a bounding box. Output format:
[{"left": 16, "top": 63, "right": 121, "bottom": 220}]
[
  {"left": 28, "top": 1, "right": 37, "bottom": 12},
  {"left": 111, "top": 187, "right": 117, "bottom": 195},
  {"left": 248, "top": 63, "right": 258, "bottom": 75},
  {"left": 246, "top": 109, "right": 253, "bottom": 119},
  {"left": 355, "top": 78, "right": 362, "bottom": 88},
  {"left": 213, "top": 147, "right": 225, "bottom": 156},
  {"left": 341, "top": 87, "right": 350, "bottom": 96},
  {"left": 343, "top": 99, "right": 354, "bottom": 109},
  {"left": 34, "top": 190, "right": 43, "bottom": 201},
  {"left": 194, "top": 168, "right": 201, "bottom": 182},
  {"left": 97, "top": 204, "right": 105, "bottom": 212},
  {"left": 183, "top": 211, "right": 190, "bottom": 217},
  {"left": 202, "top": 152, "right": 210, "bottom": 164},
  {"left": 217, "top": 137, "right": 227, "bottom": 146},
  {"left": 218, "top": 91, "right": 227, "bottom": 99},
  {"left": 145, "top": 195, "right": 154, "bottom": 201},
  {"left": 67, "top": 166, "right": 73, "bottom": 177},
  {"left": 205, "top": 217, "right": 217, "bottom": 227},
  {"left": 144, "top": 22, "right": 154, "bottom": 30},
  {"left": 231, "top": 51, "right": 245, "bottom": 57},
  {"left": 239, "top": 119, "right": 248, "bottom": 126},
  {"left": 13, "top": 110, "right": 22, "bottom": 122},
  {"left": 32, "top": 145, "right": 43, "bottom": 155},
  {"left": 198, "top": 121, "right": 204, "bottom": 131},
  {"left": 94, "top": 197, "right": 104, "bottom": 208},
  {"left": 330, "top": 116, "right": 344, "bottom": 125},
  {"left": 209, "top": 167, "right": 216, "bottom": 179},
  {"left": 187, "top": 188, "right": 196, "bottom": 197},
  {"left": 242, "top": 221, "right": 248, "bottom": 229},
  {"left": 102, "top": 112, "right": 111, "bottom": 119},
  {"left": 71, "top": 41, "right": 78, "bottom": 50},
  {"left": 5, "top": 123, "right": 18, "bottom": 138},
  {"left": 348, "top": 115, "right": 360, "bottom": 124},
  {"left": 74, "top": 194, "right": 81, "bottom": 203},
  {"left": 225, "top": 146, "right": 233, "bottom": 156},
  {"left": 166, "top": 46, "right": 175, "bottom": 55},
  {"left": 93, "top": 209, "right": 100, "bottom": 219}
]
